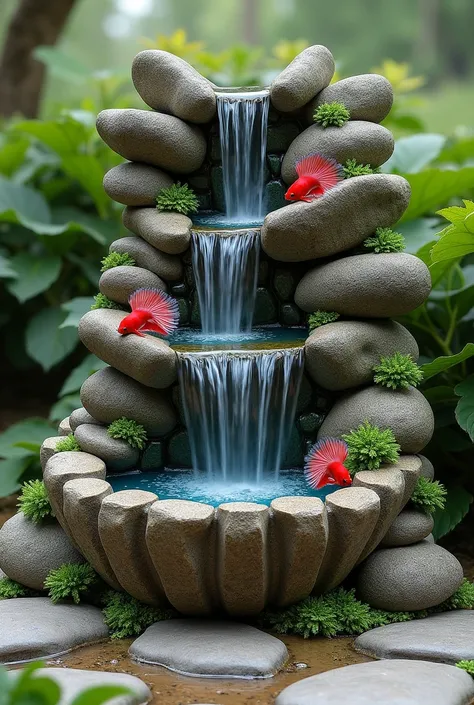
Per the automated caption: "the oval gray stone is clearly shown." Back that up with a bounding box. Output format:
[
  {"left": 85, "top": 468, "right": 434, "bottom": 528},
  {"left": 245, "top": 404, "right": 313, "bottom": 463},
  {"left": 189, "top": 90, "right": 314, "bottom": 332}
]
[
  {"left": 123, "top": 208, "right": 192, "bottom": 255},
  {"left": 261, "top": 174, "right": 410, "bottom": 262},
  {"left": 282, "top": 121, "right": 394, "bottom": 184},
  {"left": 295, "top": 253, "right": 431, "bottom": 317},
  {"left": 132, "top": 50, "right": 216, "bottom": 123},
  {"left": 0, "top": 598, "right": 108, "bottom": 664},
  {"left": 304, "top": 74, "right": 393, "bottom": 124},
  {"left": 79, "top": 309, "right": 178, "bottom": 389},
  {"left": 270, "top": 45, "right": 335, "bottom": 112},
  {"left": 99, "top": 265, "right": 166, "bottom": 306},
  {"left": 356, "top": 543, "right": 463, "bottom": 610},
  {"left": 305, "top": 320, "right": 419, "bottom": 391},
  {"left": 103, "top": 162, "right": 173, "bottom": 206},
  {"left": 382, "top": 509, "right": 434, "bottom": 547},
  {"left": 0, "top": 513, "right": 85, "bottom": 590},
  {"left": 57, "top": 417, "right": 72, "bottom": 436},
  {"left": 318, "top": 385, "right": 434, "bottom": 453},
  {"left": 109, "top": 236, "right": 182, "bottom": 281},
  {"left": 80, "top": 366, "right": 177, "bottom": 436},
  {"left": 69, "top": 408, "right": 102, "bottom": 432},
  {"left": 74, "top": 424, "right": 139, "bottom": 472},
  {"left": 419, "top": 454, "right": 435, "bottom": 480},
  {"left": 275, "top": 660, "right": 474, "bottom": 705},
  {"left": 96, "top": 109, "right": 206, "bottom": 174},
  {"left": 129, "top": 619, "right": 288, "bottom": 677}
]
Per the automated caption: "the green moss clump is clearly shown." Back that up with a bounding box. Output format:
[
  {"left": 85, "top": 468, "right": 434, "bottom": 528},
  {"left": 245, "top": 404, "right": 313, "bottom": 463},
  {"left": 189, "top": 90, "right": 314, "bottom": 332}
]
[
  {"left": 0, "top": 577, "right": 36, "bottom": 599},
  {"left": 313, "top": 101, "right": 350, "bottom": 128},
  {"left": 440, "top": 579, "right": 474, "bottom": 610},
  {"left": 100, "top": 252, "right": 136, "bottom": 272},
  {"left": 156, "top": 182, "right": 199, "bottom": 215},
  {"left": 308, "top": 311, "right": 340, "bottom": 332},
  {"left": 373, "top": 352, "right": 424, "bottom": 390},
  {"left": 456, "top": 660, "right": 474, "bottom": 677},
  {"left": 343, "top": 159, "right": 376, "bottom": 178},
  {"left": 90, "top": 293, "right": 123, "bottom": 310},
  {"left": 410, "top": 476, "right": 447, "bottom": 515},
  {"left": 55, "top": 434, "right": 81, "bottom": 452},
  {"left": 17, "top": 480, "right": 55, "bottom": 524},
  {"left": 102, "top": 591, "right": 175, "bottom": 639},
  {"left": 363, "top": 227, "right": 406, "bottom": 254},
  {"left": 343, "top": 421, "right": 401, "bottom": 473},
  {"left": 108, "top": 418, "right": 148, "bottom": 450},
  {"left": 44, "top": 563, "right": 102, "bottom": 604}
]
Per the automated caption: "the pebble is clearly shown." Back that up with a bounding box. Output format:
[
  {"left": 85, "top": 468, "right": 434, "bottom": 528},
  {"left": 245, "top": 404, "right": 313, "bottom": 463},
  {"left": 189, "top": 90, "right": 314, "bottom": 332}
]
[{"left": 103, "top": 162, "right": 173, "bottom": 207}]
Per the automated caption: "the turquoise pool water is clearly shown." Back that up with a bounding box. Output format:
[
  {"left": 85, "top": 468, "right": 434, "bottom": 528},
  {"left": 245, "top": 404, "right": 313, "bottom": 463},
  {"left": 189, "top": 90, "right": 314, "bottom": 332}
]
[
  {"left": 192, "top": 213, "right": 264, "bottom": 230},
  {"left": 168, "top": 326, "right": 307, "bottom": 352}
]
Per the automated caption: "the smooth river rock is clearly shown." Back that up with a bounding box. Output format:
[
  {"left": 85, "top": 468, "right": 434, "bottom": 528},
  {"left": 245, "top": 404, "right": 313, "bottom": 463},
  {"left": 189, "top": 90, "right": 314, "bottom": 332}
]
[
  {"left": 99, "top": 265, "right": 166, "bottom": 306},
  {"left": 354, "top": 611, "right": 474, "bottom": 664},
  {"left": 96, "top": 109, "right": 207, "bottom": 174},
  {"left": 123, "top": 208, "right": 192, "bottom": 255},
  {"left": 0, "top": 513, "right": 85, "bottom": 590},
  {"left": 295, "top": 253, "right": 431, "bottom": 317},
  {"left": 261, "top": 174, "right": 410, "bottom": 262},
  {"left": 275, "top": 660, "right": 474, "bottom": 705},
  {"left": 318, "top": 385, "right": 434, "bottom": 453},
  {"left": 304, "top": 73, "right": 393, "bottom": 124},
  {"left": 103, "top": 162, "right": 173, "bottom": 207},
  {"left": 80, "top": 366, "right": 177, "bottom": 436},
  {"left": 69, "top": 407, "right": 102, "bottom": 432},
  {"left": 305, "top": 320, "right": 419, "bottom": 391},
  {"left": 381, "top": 508, "right": 434, "bottom": 547},
  {"left": 79, "top": 309, "right": 178, "bottom": 389},
  {"left": 74, "top": 424, "right": 139, "bottom": 472},
  {"left": 282, "top": 121, "right": 394, "bottom": 184},
  {"left": 356, "top": 542, "right": 464, "bottom": 611},
  {"left": 129, "top": 620, "right": 288, "bottom": 677},
  {"left": 109, "top": 236, "right": 182, "bottom": 281},
  {"left": 270, "top": 45, "right": 335, "bottom": 112},
  {"left": 0, "top": 598, "right": 108, "bottom": 664},
  {"left": 132, "top": 50, "right": 216, "bottom": 123},
  {"left": 420, "top": 454, "right": 435, "bottom": 480}
]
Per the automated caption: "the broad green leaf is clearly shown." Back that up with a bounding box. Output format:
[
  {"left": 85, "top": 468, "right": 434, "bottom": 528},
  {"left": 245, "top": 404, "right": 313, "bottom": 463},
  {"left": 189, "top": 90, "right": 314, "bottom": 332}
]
[
  {"left": 421, "top": 344, "right": 474, "bottom": 380},
  {"left": 437, "top": 199, "right": 474, "bottom": 225},
  {"left": 61, "top": 154, "right": 110, "bottom": 217},
  {"left": 14, "top": 442, "right": 41, "bottom": 454},
  {"left": 52, "top": 207, "right": 117, "bottom": 245},
  {"left": 0, "top": 137, "right": 29, "bottom": 177},
  {"left": 396, "top": 218, "right": 439, "bottom": 254},
  {"left": 0, "top": 457, "right": 30, "bottom": 496},
  {"left": 0, "top": 418, "right": 54, "bottom": 459},
  {"left": 432, "top": 485, "right": 473, "bottom": 540},
  {"left": 0, "top": 254, "right": 17, "bottom": 279},
  {"left": 455, "top": 374, "right": 474, "bottom": 441},
  {"left": 6, "top": 252, "right": 61, "bottom": 303},
  {"left": 438, "top": 137, "right": 474, "bottom": 165},
  {"left": 26, "top": 308, "right": 79, "bottom": 371},
  {"left": 34, "top": 46, "right": 91, "bottom": 84},
  {"left": 383, "top": 134, "right": 446, "bottom": 174},
  {"left": 60, "top": 297, "right": 95, "bottom": 328},
  {"left": 422, "top": 385, "right": 457, "bottom": 405},
  {"left": 0, "top": 177, "right": 51, "bottom": 224},
  {"left": 14, "top": 117, "right": 89, "bottom": 156},
  {"left": 399, "top": 168, "right": 474, "bottom": 222},
  {"left": 66, "top": 252, "right": 101, "bottom": 286},
  {"left": 60, "top": 355, "right": 107, "bottom": 396},
  {"left": 415, "top": 241, "right": 454, "bottom": 287},
  {"left": 49, "top": 393, "right": 82, "bottom": 423},
  {"left": 70, "top": 685, "right": 132, "bottom": 705},
  {"left": 430, "top": 202, "right": 474, "bottom": 264}
]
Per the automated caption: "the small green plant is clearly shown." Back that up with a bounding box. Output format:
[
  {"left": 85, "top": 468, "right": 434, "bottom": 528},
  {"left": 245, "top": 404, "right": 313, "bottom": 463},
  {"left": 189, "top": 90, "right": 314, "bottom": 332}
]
[
  {"left": 308, "top": 311, "right": 340, "bottom": 332},
  {"left": 108, "top": 418, "right": 148, "bottom": 450},
  {"left": 373, "top": 352, "right": 424, "bottom": 390},
  {"left": 102, "top": 591, "right": 175, "bottom": 639},
  {"left": 55, "top": 434, "right": 81, "bottom": 452},
  {"left": 0, "top": 577, "right": 36, "bottom": 599},
  {"left": 456, "top": 660, "right": 474, "bottom": 677},
  {"left": 363, "top": 227, "right": 406, "bottom": 253},
  {"left": 44, "top": 563, "right": 102, "bottom": 604},
  {"left": 410, "top": 476, "right": 447, "bottom": 515},
  {"left": 100, "top": 252, "right": 136, "bottom": 272},
  {"left": 343, "top": 159, "right": 376, "bottom": 178},
  {"left": 156, "top": 182, "right": 199, "bottom": 215},
  {"left": 442, "top": 579, "right": 474, "bottom": 610},
  {"left": 313, "top": 101, "right": 350, "bottom": 128},
  {"left": 343, "top": 421, "right": 401, "bottom": 473},
  {"left": 90, "top": 293, "right": 123, "bottom": 310},
  {"left": 17, "top": 480, "right": 55, "bottom": 524}
]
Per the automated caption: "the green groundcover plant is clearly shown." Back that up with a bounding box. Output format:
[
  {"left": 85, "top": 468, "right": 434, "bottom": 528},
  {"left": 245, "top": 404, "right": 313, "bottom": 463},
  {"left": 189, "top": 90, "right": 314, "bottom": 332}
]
[
  {"left": 313, "top": 101, "right": 350, "bottom": 128},
  {"left": 107, "top": 418, "right": 148, "bottom": 450},
  {"left": 343, "top": 421, "right": 401, "bottom": 473},
  {"left": 17, "top": 480, "right": 54, "bottom": 524},
  {"left": 55, "top": 435, "right": 81, "bottom": 452}
]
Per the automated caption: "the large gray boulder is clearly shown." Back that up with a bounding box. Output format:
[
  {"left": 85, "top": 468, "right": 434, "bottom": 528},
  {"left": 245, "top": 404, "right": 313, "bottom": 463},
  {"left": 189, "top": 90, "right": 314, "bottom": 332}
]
[
  {"left": 304, "top": 74, "right": 393, "bottom": 124},
  {"left": 270, "top": 45, "right": 335, "bottom": 112},
  {"left": 123, "top": 208, "right": 192, "bottom": 255},
  {"left": 109, "top": 236, "right": 182, "bottom": 281},
  {"left": 74, "top": 424, "right": 139, "bottom": 472},
  {"left": 99, "top": 265, "right": 166, "bottom": 306},
  {"left": 103, "top": 162, "right": 173, "bottom": 206}
]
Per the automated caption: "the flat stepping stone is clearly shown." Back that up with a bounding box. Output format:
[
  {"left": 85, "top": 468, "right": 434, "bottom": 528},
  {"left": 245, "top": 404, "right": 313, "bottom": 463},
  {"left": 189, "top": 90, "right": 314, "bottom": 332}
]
[
  {"left": 354, "top": 610, "right": 474, "bottom": 663},
  {"left": 275, "top": 659, "right": 474, "bottom": 705},
  {"left": 0, "top": 598, "right": 108, "bottom": 664},
  {"left": 129, "top": 619, "right": 288, "bottom": 678},
  {"left": 7, "top": 667, "right": 151, "bottom": 705}
]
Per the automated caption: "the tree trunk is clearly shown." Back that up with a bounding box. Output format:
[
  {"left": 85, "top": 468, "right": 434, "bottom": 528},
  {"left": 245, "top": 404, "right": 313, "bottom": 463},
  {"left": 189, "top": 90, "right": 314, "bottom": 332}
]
[
  {"left": 0, "top": 0, "right": 78, "bottom": 118},
  {"left": 242, "top": 0, "right": 259, "bottom": 45}
]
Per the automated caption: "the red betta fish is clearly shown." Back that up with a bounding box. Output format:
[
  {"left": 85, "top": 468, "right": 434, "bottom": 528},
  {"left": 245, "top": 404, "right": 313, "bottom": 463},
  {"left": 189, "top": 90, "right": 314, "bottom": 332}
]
[
  {"left": 285, "top": 153, "right": 343, "bottom": 203},
  {"left": 118, "top": 288, "right": 179, "bottom": 338},
  {"left": 304, "top": 437, "right": 352, "bottom": 490}
]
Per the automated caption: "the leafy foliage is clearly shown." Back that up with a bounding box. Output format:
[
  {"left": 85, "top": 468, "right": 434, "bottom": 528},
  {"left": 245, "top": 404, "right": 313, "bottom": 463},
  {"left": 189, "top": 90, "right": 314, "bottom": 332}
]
[
  {"left": 363, "top": 227, "right": 406, "bottom": 253},
  {"left": 456, "top": 661, "right": 474, "bottom": 677},
  {"left": 431, "top": 200, "right": 474, "bottom": 264},
  {"left": 17, "top": 480, "right": 55, "bottom": 524},
  {"left": 313, "top": 101, "right": 350, "bottom": 128},
  {"left": 102, "top": 591, "right": 175, "bottom": 639},
  {"left": 0, "top": 577, "right": 36, "bottom": 599},
  {"left": 156, "top": 182, "right": 199, "bottom": 215},
  {"left": 100, "top": 251, "right": 135, "bottom": 272},
  {"left": 55, "top": 435, "right": 81, "bottom": 452},
  {"left": 308, "top": 311, "right": 340, "bottom": 332},
  {"left": 90, "top": 293, "right": 123, "bottom": 310},
  {"left": 373, "top": 352, "right": 424, "bottom": 390},
  {"left": 107, "top": 418, "right": 148, "bottom": 450},
  {"left": 343, "top": 421, "right": 401, "bottom": 473},
  {"left": 342, "top": 159, "right": 376, "bottom": 178},
  {"left": 410, "top": 476, "right": 447, "bottom": 514},
  {"left": 44, "top": 563, "right": 102, "bottom": 604},
  {"left": 442, "top": 579, "right": 474, "bottom": 610}
]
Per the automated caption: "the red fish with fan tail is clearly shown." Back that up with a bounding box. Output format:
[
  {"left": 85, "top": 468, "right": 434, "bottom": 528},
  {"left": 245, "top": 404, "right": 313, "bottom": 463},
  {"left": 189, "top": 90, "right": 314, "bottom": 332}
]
[
  {"left": 285, "top": 153, "right": 343, "bottom": 203},
  {"left": 118, "top": 288, "right": 179, "bottom": 338},
  {"left": 304, "top": 437, "right": 352, "bottom": 490}
]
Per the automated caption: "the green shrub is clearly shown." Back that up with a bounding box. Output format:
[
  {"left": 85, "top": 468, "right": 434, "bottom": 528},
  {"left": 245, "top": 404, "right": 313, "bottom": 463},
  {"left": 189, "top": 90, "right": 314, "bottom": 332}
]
[
  {"left": 102, "top": 591, "right": 175, "bottom": 639},
  {"left": 0, "top": 577, "right": 36, "bottom": 599},
  {"left": 373, "top": 352, "right": 424, "bottom": 390},
  {"left": 343, "top": 421, "right": 401, "bottom": 473},
  {"left": 440, "top": 579, "right": 474, "bottom": 610},
  {"left": 410, "top": 476, "right": 447, "bottom": 515},
  {"left": 313, "top": 101, "right": 350, "bottom": 128},
  {"left": 90, "top": 293, "right": 123, "bottom": 310},
  {"left": 100, "top": 252, "right": 135, "bottom": 272},
  {"left": 308, "top": 311, "right": 340, "bottom": 332},
  {"left": 363, "top": 227, "right": 406, "bottom": 253},
  {"left": 55, "top": 435, "right": 81, "bottom": 452},
  {"left": 456, "top": 660, "right": 474, "bottom": 677},
  {"left": 17, "top": 480, "right": 55, "bottom": 524},
  {"left": 156, "top": 182, "right": 199, "bottom": 215},
  {"left": 108, "top": 418, "right": 148, "bottom": 450},
  {"left": 343, "top": 159, "right": 376, "bottom": 178},
  {"left": 44, "top": 563, "right": 102, "bottom": 604}
]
